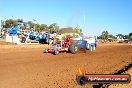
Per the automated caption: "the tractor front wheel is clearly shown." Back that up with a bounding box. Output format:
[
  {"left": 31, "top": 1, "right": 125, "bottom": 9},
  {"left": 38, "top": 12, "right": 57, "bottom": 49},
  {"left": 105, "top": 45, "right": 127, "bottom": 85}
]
[
  {"left": 43, "top": 49, "right": 48, "bottom": 53},
  {"left": 69, "top": 43, "right": 79, "bottom": 54},
  {"left": 54, "top": 50, "right": 59, "bottom": 55}
]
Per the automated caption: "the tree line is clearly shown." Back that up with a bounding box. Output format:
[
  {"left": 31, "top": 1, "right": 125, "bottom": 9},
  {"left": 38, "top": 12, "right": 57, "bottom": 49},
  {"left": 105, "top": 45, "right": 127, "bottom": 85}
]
[
  {"left": 2, "top": 19, "right": 132, "bottom": 39},
  {"left": 98, "top": 31, "right": 132, "bottom": 40},
  {"left": 2, "top": 19, "right": 64, "bottom": 33}
]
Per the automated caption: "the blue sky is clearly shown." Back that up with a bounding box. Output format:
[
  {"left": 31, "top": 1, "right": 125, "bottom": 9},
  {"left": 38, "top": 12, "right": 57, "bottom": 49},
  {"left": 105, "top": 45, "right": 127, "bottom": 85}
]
[{"left": 0, "top": 0, "right": 132, "bottom": 36}]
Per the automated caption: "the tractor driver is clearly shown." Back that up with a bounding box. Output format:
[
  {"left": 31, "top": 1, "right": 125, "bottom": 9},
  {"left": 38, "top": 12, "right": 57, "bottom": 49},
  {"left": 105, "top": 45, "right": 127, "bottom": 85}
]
[{"left": 64, "top": 36, "right": 71, "bottom": 47}]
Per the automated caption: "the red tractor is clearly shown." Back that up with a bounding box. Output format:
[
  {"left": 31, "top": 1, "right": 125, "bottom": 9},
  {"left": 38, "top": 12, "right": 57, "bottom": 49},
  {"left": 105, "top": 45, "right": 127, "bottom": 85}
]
[{"left": 43, "top": 36, "right": 79, "bottom": 55}]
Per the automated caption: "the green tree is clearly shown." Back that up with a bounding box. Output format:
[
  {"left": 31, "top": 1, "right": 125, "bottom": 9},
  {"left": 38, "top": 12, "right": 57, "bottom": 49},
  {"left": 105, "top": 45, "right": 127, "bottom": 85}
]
[
  {"left": 109, "top": 34, "right": 117, "bottom": 39},
  {"left": 49, "top": 23, "right": 59, "bottom": 33},
  {"left": 17, "top": 19, "right": 23, "bottom": 23},
  {"left": 123, "top": 35, "right": 129, "bottom": 39},
  {"left": 129, "top": 32, "right": 132, "bottom": 39},
  {"left": 101, "top": 31, "right": 109, "bottom": 39},
  {"left": 116, "top": 34, "right": 124, "bottom": 39},
  {"left": 35, "top": 23, "right": 41, "bottom": 32},
  {"left": 27, "top": 21, "right": 34, "bottom": 29},
  {"left": 5, "top": 19, "right": 18, "bottom": 28},
  {"left": 129, "top": 32, "right": 132, "bottom": 37},
  {"left": 23, "top": 22, "right": 28, "bottom": 28},
  {"left": 20, "top": 26, "right": 25, "bottom": 30},
  {"left": 17, "top": 19, "right": 25, "bottom": 29},
  {"left": 40, "top": 24, "right": 48, "bottom": 31},
  {"left": 58, "top": 28, "right": 65, "bottom": 34}
]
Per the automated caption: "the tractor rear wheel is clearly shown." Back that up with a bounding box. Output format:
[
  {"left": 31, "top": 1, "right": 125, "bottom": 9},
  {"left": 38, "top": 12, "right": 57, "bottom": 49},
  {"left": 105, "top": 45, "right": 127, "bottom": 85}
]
[{"left": 69, "top": 43, "right": 79, "bottom": 54}]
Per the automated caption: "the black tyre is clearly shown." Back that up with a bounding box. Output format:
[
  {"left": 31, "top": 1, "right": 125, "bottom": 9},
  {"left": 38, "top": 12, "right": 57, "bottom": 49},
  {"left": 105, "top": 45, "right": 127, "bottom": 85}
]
[
  {"left": 69, "top": 43, "right": 79, "bottom": 54},
  {"left": 21, "top": 37, "right": 26, "bottom": 43},
  {"left": 76, "top": 76, "right": 86, "bottom": 85},
  {"left": 54, "top": 50, "right": 59, "bottom": 55},
  {"left": 39, "top": 39, "right": 46, "bottom": 44}
]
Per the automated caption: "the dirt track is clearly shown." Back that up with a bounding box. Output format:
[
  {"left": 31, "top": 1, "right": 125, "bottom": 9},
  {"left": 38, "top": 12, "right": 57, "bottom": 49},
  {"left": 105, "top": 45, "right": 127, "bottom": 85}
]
[{"left": 0, "top": 42, "right": 132, "bottom": 88}]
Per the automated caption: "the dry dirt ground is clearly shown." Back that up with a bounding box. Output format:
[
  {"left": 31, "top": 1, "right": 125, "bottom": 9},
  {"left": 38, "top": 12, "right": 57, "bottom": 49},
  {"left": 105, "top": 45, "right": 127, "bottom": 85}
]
[{"left": 0, "top": 40, "right": 132, "bottom": 88}]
